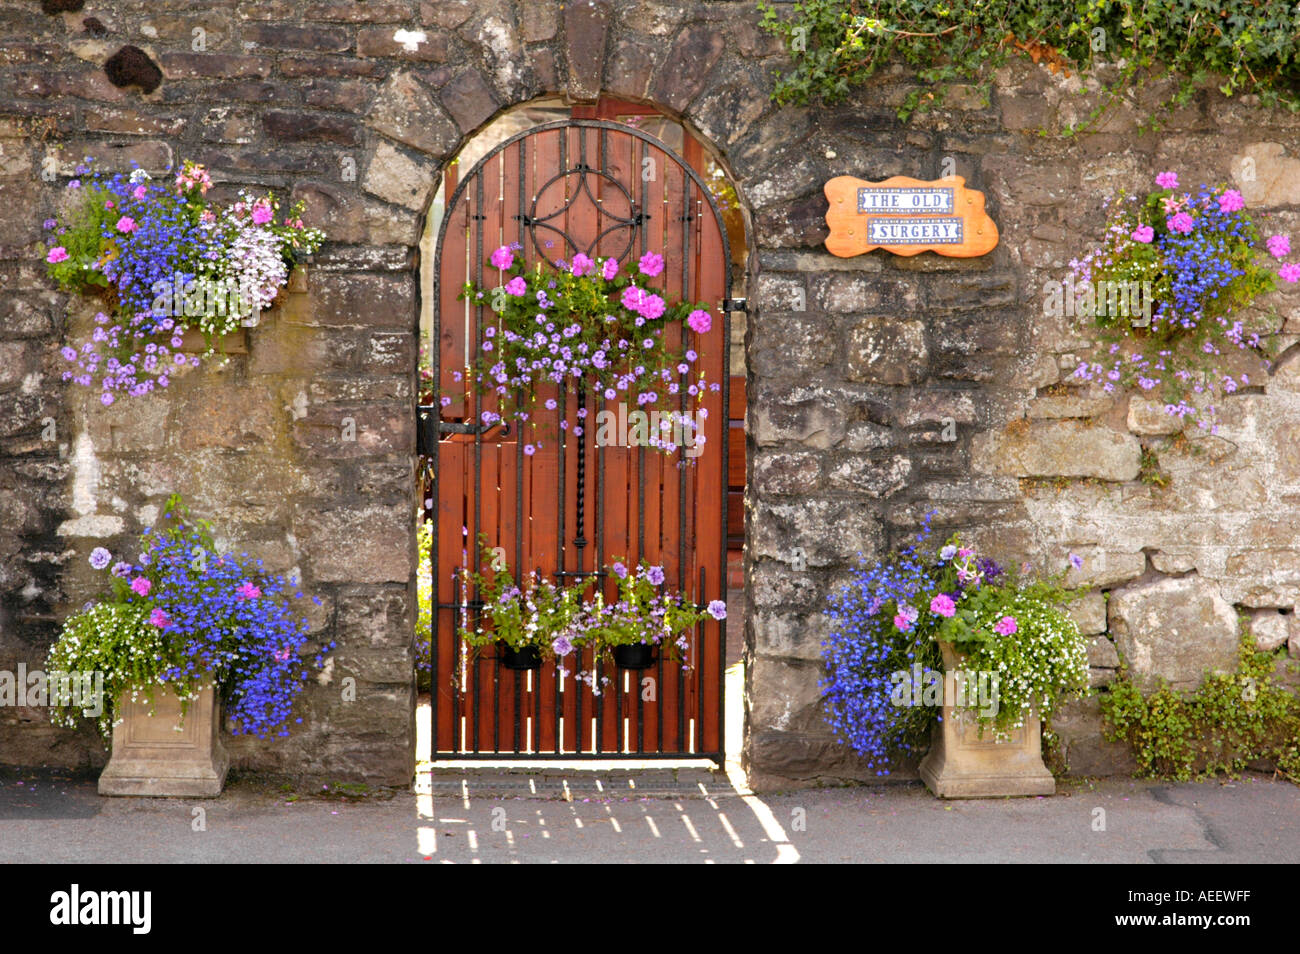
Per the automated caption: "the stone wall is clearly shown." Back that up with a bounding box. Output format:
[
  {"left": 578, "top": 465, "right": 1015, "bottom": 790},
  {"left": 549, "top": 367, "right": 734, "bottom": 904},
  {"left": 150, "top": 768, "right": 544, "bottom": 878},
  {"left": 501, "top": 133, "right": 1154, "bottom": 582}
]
[{"left": 0, "top": 0, "right": 1297, "bottom": 788}]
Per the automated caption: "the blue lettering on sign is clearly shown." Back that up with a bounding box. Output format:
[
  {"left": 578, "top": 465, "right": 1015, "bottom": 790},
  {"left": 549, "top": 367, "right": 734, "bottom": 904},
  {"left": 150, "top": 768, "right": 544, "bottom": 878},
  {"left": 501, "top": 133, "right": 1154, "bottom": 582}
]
[
  {"left": 866, "top": 217, "right": 964, "bottom": 245},
  {"left": 857, "top": 187, "right": 955, "bottom": 214}
]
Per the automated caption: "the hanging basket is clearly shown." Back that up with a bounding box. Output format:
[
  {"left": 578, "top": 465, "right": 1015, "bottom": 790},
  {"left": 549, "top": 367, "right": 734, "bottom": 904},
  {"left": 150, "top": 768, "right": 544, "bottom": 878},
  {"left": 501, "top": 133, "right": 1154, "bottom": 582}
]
[
  {"left": 496, "top": 642, "right": 542, "bottom": 671},
  {"left": 612, "top": 643, "right": 657, "bottom": 670}
]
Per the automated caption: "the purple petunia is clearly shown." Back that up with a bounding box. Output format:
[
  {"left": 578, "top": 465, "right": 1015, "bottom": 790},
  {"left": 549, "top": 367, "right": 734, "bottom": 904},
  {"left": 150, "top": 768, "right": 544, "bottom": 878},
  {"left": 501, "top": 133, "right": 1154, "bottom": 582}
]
[{"left": 89, "top": 547, "right": 112, "bottom": 570}]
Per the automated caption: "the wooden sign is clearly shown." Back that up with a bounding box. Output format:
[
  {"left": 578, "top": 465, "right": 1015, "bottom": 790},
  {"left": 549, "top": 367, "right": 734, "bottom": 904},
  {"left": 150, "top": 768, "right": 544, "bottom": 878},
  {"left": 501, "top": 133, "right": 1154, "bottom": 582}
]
[{"left": 824, "top": 175, "right": 998, "bottom": 258}]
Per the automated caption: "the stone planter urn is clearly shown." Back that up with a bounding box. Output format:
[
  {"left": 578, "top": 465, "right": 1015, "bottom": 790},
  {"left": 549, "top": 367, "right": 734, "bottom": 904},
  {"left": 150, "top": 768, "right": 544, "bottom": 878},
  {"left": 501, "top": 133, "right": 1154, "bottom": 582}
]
[
  {"left": 918, "top": 641, "right": 1055, "bottom": 798},
  {"left": 98, "top": 681, "right": 229, "bottom": 797}
]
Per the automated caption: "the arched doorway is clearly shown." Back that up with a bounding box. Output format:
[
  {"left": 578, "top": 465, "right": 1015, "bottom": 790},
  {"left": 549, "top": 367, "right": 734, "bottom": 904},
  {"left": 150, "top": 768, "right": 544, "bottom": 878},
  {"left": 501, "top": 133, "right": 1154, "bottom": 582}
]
[{"left": 418, "top": 104, "right": 746, "bottom": 761}]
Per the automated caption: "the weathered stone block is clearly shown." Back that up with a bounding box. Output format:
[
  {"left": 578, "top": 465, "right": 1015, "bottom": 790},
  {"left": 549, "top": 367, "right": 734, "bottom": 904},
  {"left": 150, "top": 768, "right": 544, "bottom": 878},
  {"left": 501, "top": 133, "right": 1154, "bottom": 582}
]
[
  {"left": 1052, "top": 695, "right": 1137, "bottom": 776},
  {"left": 847, "top": 318, "right": 927, "bottom": 385},
  {"left": 439, "top": 68, "right": 498, "bottom": 133},
  {"left": 368, "top": 71, "right": 459, "bottom": 157},
  {"left": 751, "top": 450, "right": 823, "bottom": 495},
  {"left": 1127, "top": 397, "right": 1183, "bottom": 435},
  {"left": 1230, "top": 142, "right": 1300, "bottom": 208},
  {"left": 974, "top": 420, "right": 1140, "bottom": 481},
  {"left": 1249, "top": 609, "right": 1290, "bottom": 652},
  {"left": 298, "top": 505, "right": 413, "bottom": 584},
  {"left": 564, "top": 0, "right": 610, "bottom": 102},
  {"left": 362, "top": 140, "right": 440, "bottom": 210},
  {"left": 1069, "top": 591, "right": 1107, "bottom": 636},
  {"left": 825, "top": 454, "right": 911, "bottom": 497},
  {"left": 1109, "top": 575, "right": 1240, "bottom": 692}
]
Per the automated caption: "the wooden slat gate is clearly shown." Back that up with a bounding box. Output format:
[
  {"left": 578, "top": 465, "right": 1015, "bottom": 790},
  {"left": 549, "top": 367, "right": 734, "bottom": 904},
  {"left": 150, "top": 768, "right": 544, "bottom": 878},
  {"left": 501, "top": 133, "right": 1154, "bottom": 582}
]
[{"left": 424, "top": 120, "right": 733, "bottom": 761}]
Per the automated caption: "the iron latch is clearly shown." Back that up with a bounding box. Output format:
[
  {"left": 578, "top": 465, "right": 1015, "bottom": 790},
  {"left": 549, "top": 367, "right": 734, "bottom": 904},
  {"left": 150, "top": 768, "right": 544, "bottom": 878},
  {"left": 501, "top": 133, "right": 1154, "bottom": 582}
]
[{"left": 722, "top": 298, "right": 748, "bottom": 312}]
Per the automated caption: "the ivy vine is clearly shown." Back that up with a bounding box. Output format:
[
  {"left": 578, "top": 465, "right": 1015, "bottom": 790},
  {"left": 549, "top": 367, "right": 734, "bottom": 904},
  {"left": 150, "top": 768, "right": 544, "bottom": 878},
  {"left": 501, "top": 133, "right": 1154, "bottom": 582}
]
[
  {"left": 757, "top": 1, "right": 1300, "bottom": 133},
  {"left": 1100, "top": 634, "right": 1300, "bottom": 783}
]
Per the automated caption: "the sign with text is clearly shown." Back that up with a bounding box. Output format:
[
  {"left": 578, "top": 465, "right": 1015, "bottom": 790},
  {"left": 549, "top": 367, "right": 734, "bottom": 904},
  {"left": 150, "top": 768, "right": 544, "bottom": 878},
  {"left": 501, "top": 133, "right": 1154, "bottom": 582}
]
[{"left": 825, "top": 175, "right": 998, "bottom": 258}]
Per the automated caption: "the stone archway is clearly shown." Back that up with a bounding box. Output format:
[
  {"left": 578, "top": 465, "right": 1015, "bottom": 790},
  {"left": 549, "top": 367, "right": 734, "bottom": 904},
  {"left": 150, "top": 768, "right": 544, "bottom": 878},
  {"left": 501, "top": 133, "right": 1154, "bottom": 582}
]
[{"left": 321, "top": 12, "right": 805, "bottom": 786}]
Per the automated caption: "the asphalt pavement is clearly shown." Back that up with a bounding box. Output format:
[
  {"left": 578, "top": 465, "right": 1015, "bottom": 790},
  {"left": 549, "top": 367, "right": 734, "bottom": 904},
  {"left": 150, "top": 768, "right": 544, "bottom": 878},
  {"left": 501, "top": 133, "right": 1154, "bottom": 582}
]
[{"left": 2, "top": 763, "right": 1296, "bottom": 863}]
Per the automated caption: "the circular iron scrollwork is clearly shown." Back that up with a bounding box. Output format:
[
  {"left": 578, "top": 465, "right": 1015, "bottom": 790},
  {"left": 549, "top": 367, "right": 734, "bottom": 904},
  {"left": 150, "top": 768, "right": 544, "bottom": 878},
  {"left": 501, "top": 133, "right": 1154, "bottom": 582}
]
[{"left": 521, "top": 162, "right": 645, "bottom": 263}]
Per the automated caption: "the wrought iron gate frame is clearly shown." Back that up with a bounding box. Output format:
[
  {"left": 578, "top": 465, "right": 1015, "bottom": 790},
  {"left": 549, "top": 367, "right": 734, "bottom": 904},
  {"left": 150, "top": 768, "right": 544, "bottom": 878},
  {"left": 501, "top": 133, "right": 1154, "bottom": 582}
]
[{"left": 420, "top": 118, "right": 735, "bottom": 762}]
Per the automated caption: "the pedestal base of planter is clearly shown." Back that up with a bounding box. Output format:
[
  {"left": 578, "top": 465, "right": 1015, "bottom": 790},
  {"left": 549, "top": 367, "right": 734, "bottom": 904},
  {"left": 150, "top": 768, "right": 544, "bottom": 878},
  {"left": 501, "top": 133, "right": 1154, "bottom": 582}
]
[
  {"left": 99, "top": 683, "right": 228, "bottom": 798},
  {"left": 918, "top": 709, "right": 1055, "bottom": 798}
]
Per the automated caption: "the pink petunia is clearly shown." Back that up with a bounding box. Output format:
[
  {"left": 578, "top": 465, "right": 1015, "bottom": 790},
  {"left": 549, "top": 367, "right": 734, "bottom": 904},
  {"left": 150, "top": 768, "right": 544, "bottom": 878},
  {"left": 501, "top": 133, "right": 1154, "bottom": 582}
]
[
  {"left": 115, "top": 216, "right": 137, "bottom": 233},
  {"left": 489, "top": 246, "right": 514, "bottom": 270},
  {"left": 1167, "top": 212, "right": 1194, "bottom": 234},
  {"left": 1155, "top": 171, "right": 1179, "bottom": 189},
  {"left": 1217, "top": 189, "right": 1245, "bottom": 213},
  {"left": 46, "top": 246, "right": 69, "bottom": 264},
  {"left": 686, "top": 309, "right": 712, "bottom": 334},
  {"left": 1130, "top": 225, "right": 1154, "bottom": 244}
]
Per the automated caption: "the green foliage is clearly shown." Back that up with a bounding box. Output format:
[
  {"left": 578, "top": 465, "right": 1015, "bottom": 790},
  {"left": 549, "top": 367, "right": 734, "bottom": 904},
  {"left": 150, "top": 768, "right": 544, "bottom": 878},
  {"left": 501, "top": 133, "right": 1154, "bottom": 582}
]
[
  {"left": 455, "top": 539, "right": 718, "bottom": 671},
  {"left": 1138, "top": 448, "right": 1169, "bottom": 487},
  {"left": 415, "top": 520, "right": 432, "bottom": 691},
  {"left": 1101, "top": 635, "right": 1300, "bottom": 782},
  {"left": 46, "top": 602, "right": 168, "bottom": 737},
  {"left": 757, "top": 0, "right": 1300, "bottom": 129}
]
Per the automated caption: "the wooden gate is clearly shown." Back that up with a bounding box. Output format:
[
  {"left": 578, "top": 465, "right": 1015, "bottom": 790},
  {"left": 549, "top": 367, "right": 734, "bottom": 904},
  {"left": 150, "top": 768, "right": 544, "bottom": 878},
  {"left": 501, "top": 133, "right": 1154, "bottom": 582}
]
[{"left": 424, "top": 120, "right": 734, "bottom": 761}]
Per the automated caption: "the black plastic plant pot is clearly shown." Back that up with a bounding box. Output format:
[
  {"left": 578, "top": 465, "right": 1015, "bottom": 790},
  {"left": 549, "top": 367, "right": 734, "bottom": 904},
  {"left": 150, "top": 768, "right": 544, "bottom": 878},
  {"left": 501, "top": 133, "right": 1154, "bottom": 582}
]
[
  {"left": 497, "top": 642, "right": 542, "bottom": 670},
  {"left": 613, "top": 644, "right": 657, "bottom": 670}
]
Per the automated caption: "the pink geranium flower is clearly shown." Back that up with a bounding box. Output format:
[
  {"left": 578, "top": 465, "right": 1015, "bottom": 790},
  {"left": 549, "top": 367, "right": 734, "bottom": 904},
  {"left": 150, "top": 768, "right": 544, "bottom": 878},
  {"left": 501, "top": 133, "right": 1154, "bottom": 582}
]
[
  {"left": 1130, "top": 225, "right": 1154, "bottom": 243},
  {"left": 1280, "top": 263, "right": 1300, "bottom": 283},
  {"left": 930, "top": 594, "right": 956, "bottom": 618},
  {"left": 1155, "top": 171, "right": 1178, "bottom": 189},
  {"left": 130, "top": 577, "right": 152, "bottom": 596},
  {"left": 1266, "top": 235, "right": 1291, "bottom": 260},
  {"left": 993, "top": 615, "right": 1018, "bottom": 636},
  {"left": 687, "top": 309, "right": 711, "bottom": 334},
  {"left": 601, "top": 257, "right": 618, "bottom": 280},
  {"left": 236, "top": 581, "right": 262, "bottom": 600},
  {"left": 638, "top": 251, "right": 664, "bottom": 277},
  {"left": 1167, "top": 212, "right": 1194, "bottom": 234},
  {"left": 46, "top": 246, "right": 69, "bottom": 263},
  {"left": 251, "top": 200, "right": 274, "bottom": 225},
  {"left": 1217, "top": 189, "right": 1245, "bottom": 213},
  {"left": 505, "top": 276, "right": 527, "bottom": 296},
  {"left": 571, "top": 252, "right": 593, "bottom": 277},
  {"left": 115, "top": 216, "right": 137, "bottom": 233},
  {"left": 148, "top": 608, "right": 171, "bottom": 628},
  {"left": 489, "top": 246, "right": 514, "bottom": 270}
]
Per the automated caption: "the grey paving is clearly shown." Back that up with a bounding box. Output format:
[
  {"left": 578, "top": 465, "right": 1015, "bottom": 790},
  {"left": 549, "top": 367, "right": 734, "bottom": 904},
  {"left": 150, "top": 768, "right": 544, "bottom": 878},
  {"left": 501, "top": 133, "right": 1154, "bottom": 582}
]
[{"left": 1, "top": 765, "right": 1296, "bottom": 863}]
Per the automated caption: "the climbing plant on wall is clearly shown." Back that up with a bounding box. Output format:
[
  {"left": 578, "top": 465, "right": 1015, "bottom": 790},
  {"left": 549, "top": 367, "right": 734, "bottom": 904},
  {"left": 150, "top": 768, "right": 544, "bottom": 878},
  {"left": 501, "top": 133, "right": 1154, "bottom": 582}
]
[{"left": 758, "top": 1, "right": 1300, "bottom": 131}]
